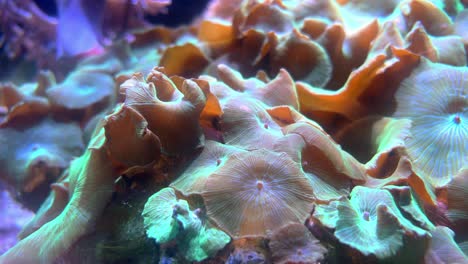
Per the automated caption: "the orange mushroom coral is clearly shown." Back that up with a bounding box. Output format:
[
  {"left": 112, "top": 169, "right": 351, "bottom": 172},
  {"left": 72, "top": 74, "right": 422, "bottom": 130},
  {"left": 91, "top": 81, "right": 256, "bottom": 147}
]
[
  {"left": 405, "top": 22, "right": 466, "bottom": 66},
  {"left": 120, "top": 70, "right": 206, "bottom": 155},
  {"left": 4, "top": 0, "right": 468, "bottom": 262},
  {"left": 284, "top": 0, "right": 342, "bottom": 23},
  {"left": 316, "top": 20, "right": 379, "bottom": 89},
  {"left": 159, "top": 43, "right": 210, "bottom": 78},
  {"left": 216, "top": 63, "right": 299, "bottom": 108},
  {"left": 336, "top": 117, "right": 438, "bottom": 206},
  {"left": 367, "top": 21, "right": 404, "bottom": 58},
  {"left": 203, "top": 0, "right": 244, "bottom": 20},
  {"left": 334, "top": 116, "right": 413, "bottom": 180},
  {"left": 297, "top": 47, "right": 420, "bottom": 133},
  {"left": 198, "top": 19, "right": 235, "bottom": 56},
  {"left": 270, "top": 29, "right": 332, "bottom": 87},
  {"left": 233, "top": 0, "right": 294, "bottom": 36},
  {"left": 104, "top": 105, "right": 161, "bottom": 175},
  {"left": 0, "top": 82, "right": 50, "bottom": 127},
  {"left": 365, "top": 158, "right": 436, "bottom": 207},
  {"left": 213, "top": 0, "right": 337, "bottom": 87},
  {"left": 399, "top": 0, "right": 454, "bottom": 36}
]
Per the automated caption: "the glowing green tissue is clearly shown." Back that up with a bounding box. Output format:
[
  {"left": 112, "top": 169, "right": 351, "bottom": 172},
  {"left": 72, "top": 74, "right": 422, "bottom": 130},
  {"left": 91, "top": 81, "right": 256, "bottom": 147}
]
[
  {"left": 142, "top": 187, "right": 180, "bottom": 244},
  {"left": 181, "top": 225, "right": 231, "bottom": 262},
  {"left": 313, "top": 200, "right": 339, "bottom": 229},
  {"left": 384, "top": 185, "right": 435, "bottom": 231},
  {"left": 171, "top": 196, "right": 230, "bottom": 261},
  {"left": 142, "top": 187, "right": 231, "bottom": 262},
  {"left": 333, "top": 186, "right": 427, "bottom": 259}
]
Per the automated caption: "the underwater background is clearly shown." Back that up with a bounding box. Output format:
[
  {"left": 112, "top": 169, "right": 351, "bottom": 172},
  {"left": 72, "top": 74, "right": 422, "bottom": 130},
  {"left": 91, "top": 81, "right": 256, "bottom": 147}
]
[{"left": 0, "top": 0, "right": 467, "bottom": 263}]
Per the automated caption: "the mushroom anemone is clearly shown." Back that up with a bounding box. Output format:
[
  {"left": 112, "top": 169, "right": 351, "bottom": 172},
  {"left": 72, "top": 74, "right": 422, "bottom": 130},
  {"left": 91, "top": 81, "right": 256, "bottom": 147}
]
[
  {"left": 142, "top": 187, "right": 231, "bottom": 262},
  {"left": 446, "top": 168, "right": 468, "bottom": 233},
  {"left": 104, "top": 105, "right": 161, "bottom": 174},
  {"left": 46, "top": 68, "right": 116, "bottom": 121},
  {"left": 269, "top": 223, "right": 327, "bottom": 264},
  {"left": 393, "top": 58, "right": 467, "bottom": 187},
  {"left": 383, "top": 185, "right": 435, "bottom": 231},
  {"left": 0, "top": 127, "right": 115, "bottom": 264},
  {"left": 159, "top": 43, "right": 210, "bottom": 78},
  {"left": 285, "top": 121, "right": 366, "bottom": 201},
  {"left": 220, "top": 97, "right": 284, "bottom": 150},
  {"left": 216, "top": 64, "right": 299, "bottom": 109},
  {"left": 424, "top": 226, "right": 468, "bottom": 264},
  {"left": 201, "top": 149, "right": 315, "bottom": 238},
  {"left": 170, "top": 140, "right": 246, "bottom": 195},
  {"left": 120, "top": 70, "right": 207, "bottom": 155},
  {"left": 296, "top": 47, "right": 419, "bottom": 132},
  {"left": 18, "top": 181, "right": 69, "bottom": 239},
  {"left": 0, "top": 118, "right": 84, "bottom": 208},
  {"left": 333, "top": 116, "right": 412, "bottom": 178},
  {"left": 315, "top": 186, "right": 427, "bottom": 259},
  {"left": 0, "top": 103, "right": 166, "bottom": 263},
  {"left": 270, "top": 29, "right": 332, "bottom": 87},
  {"left": 142, "top": 187, "right": 186, "bottom": 244},
  {"left": 0, "top": 82, "right": 50, "bottom": 127}
]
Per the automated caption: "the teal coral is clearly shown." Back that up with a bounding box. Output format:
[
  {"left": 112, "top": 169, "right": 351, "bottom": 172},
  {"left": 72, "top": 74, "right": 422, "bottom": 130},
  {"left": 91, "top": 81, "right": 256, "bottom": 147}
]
[
  {"left": 142, "top": 187, "right": 181, "bottom": 244},
  {"left": 142, "top": 187, "right": 230, "bottom": 262},
  {"left": 315, "top": 186, "right": 428, "bottom": 259}
]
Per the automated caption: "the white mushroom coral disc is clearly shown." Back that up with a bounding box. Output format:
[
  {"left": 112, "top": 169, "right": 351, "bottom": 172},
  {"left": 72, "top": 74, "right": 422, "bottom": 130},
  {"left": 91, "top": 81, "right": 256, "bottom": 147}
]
[
  {"left": 170, "top": 140, "right": 247, "bottom": 196},
  {"left": 394, "top": 59, "right": 467, "bottom": 187},
  {"left": 201, "top": 149, "right": 315, "bottom": 238}
]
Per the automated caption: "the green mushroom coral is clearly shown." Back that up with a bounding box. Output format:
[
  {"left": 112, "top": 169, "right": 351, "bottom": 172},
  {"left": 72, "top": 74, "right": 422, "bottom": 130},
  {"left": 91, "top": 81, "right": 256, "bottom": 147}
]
[
  {"left": 142, "top": 187, "right": 231, "bottom": 262},
  {"left": 314, "top": 186, "right": 428, "bottom": 259},
  {"left": 142, "top": 187, "right": 181, "bottom": 244}
]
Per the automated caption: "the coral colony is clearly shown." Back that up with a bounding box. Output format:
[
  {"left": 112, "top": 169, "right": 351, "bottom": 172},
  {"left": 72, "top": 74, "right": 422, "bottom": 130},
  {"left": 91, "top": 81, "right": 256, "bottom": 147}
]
[{"left": 0, "top": 0, "right": 467, "bottom": 263}]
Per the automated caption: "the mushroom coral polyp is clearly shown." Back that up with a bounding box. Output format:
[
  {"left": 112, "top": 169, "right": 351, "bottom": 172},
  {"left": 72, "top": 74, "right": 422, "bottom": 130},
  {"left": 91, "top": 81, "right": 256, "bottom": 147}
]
[
  {"left": 315, "top": 186, "right": 428, "bottom": 259},
  {"left": 1, "top": 0, "right": 467, "bottom": 263},
  {"left": 393, "top": 58, "right": 467, "bottom": 187}
]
